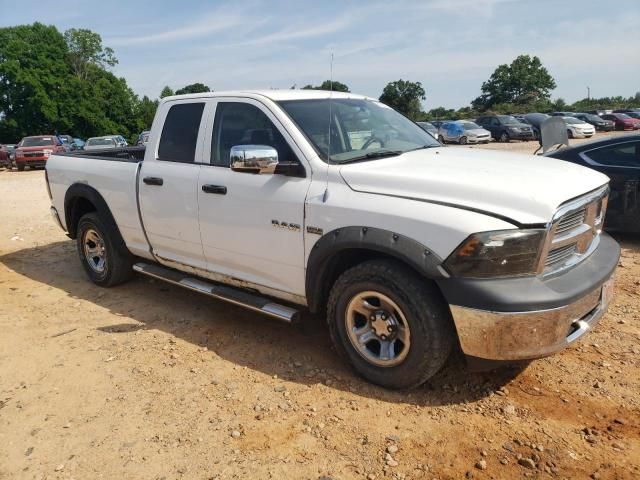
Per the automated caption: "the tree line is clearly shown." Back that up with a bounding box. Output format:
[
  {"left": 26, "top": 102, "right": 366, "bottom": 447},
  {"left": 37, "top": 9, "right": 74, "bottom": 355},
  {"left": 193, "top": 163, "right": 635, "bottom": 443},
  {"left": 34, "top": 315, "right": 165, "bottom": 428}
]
[{"left": 1, "top": 23, "right": 638, "bottom": 143}]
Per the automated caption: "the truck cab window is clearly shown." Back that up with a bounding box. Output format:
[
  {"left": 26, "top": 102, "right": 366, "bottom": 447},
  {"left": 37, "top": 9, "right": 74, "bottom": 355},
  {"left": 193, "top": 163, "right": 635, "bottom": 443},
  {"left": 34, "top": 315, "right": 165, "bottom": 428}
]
[
  {"left": 211, "top": 102, "right": 297, "bottom": 167},
  {"left": 158, "top": 102, "right": 205, "bottom": 163}
]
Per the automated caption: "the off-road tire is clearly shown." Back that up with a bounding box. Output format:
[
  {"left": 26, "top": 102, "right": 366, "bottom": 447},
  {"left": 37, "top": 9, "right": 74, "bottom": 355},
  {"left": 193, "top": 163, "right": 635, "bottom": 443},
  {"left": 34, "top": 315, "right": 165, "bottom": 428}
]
[
  {"left": 327, "top": 259, "right": 454, "bottom": 389},
  {"left": 76, "top": 212, "right": 133, "bottom": 287}
]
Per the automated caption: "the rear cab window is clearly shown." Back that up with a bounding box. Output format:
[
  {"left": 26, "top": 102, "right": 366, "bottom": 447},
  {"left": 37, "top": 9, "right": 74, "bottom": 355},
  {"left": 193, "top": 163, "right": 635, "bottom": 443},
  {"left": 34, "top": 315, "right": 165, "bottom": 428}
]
[{"left": 158, "top": 102, "right": 206, "bottom": 163}]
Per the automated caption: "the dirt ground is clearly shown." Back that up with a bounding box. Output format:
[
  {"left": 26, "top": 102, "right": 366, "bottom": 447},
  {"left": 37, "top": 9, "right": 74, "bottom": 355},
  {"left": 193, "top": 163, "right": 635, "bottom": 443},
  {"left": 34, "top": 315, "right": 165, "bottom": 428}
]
[{"left": 1, "top": 138, "right": 639, "bottom": 480}]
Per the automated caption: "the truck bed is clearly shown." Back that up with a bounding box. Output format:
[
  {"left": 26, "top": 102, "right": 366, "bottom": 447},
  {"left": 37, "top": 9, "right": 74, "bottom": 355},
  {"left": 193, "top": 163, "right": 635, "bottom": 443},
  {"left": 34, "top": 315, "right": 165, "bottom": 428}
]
[
  {"left": 59, "top": 146, "right": 146, "bottom": 162},
  {"left": 46, "top": 149, "right": 151, "bottom": 258}
]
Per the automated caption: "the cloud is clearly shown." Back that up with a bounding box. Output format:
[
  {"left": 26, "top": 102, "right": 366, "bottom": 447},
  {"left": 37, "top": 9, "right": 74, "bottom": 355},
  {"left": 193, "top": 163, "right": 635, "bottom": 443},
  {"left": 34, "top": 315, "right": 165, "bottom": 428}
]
[{"left": 107, "top": 10, "right": 256, "bottom": 46}]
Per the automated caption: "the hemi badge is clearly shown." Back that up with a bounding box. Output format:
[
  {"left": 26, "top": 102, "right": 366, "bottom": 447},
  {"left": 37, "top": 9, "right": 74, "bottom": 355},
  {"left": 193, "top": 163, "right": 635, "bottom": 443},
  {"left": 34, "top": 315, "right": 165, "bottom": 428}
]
[{"left": 306, "top": 226, "right": 323, "bottom": 235}]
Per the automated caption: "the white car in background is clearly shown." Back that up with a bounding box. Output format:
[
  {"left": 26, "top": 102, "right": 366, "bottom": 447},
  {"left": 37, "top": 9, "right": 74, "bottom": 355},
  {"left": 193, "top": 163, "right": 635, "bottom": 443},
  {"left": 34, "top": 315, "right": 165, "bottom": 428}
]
[
  {"left": 563, "top": 117, "right": 595, "bottom": 139},
  {"left": 84, "top": 135, "right": 128, "bottom": 151},
  {"left": 438, "top": 120, "right": 491, "bottom": 144}
]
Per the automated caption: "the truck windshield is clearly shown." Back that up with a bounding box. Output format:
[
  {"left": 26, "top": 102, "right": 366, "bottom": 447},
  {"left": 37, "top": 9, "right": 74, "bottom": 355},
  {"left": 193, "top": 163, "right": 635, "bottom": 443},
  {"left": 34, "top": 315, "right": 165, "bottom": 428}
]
[
  {"left": 278, "top": 98, "right": 439, "bottom": 163},
  {"left": 21, "top": 137, "right": 55, "bottom": 147}
]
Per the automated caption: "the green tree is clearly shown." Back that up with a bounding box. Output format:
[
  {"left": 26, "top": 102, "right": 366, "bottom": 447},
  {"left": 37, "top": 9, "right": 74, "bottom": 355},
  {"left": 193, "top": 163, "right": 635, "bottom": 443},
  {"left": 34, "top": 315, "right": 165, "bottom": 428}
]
[
  {"left": 302, "top": 80, "right": 350, "bottom": 92},
  {"left": 64, "top": 28, "right": 117, "bottom": 80},
  {"left": 0, "top": 23, "right": 73, "bottom": 141},
  {"left": 133, "top": 96, "right": 159, "bottom": 131},
  {"left": 175, "top": 82, "right": 211, "bottom": 95},
  {"left": 472, "top": 55, "right": 556, "bottom": 111},
  {"left": 379, "top": 80, "right": 425, "bottom": 120},
  {"left": 160, "top": 86, "right": 174, "bottom": 98}
]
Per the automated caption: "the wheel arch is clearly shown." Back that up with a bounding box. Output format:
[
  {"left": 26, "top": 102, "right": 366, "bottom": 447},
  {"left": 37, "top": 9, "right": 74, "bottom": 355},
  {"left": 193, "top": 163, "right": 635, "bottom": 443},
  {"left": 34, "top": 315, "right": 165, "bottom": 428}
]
[
  {"left": 63, "top": 184, "right": 128, "bottom": 253},
  {"left": 306, "top": 226, "right": 445, "bottom": 314}
]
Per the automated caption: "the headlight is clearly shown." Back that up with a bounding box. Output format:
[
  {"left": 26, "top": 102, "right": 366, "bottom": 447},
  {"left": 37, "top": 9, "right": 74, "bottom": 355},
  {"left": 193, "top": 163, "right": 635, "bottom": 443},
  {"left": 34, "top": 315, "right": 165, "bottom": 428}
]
[
  {"left": 508, "top": 127, "right": 521, "bottom": 132},
  {"left": 444, "top": 229, "right": 546, "bottom": 278}
]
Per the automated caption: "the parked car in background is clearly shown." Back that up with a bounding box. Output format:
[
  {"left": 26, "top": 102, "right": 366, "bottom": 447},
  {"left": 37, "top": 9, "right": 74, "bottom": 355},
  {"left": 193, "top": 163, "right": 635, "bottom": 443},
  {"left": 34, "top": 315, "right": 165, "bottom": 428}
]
[
  {"left": 437, "top": 120, "right": 491, "bottom": 144},
  {"left": 73, "top": 138, "right": 86, "bottom": 150},
  {"left": 14, "top": 135, "right": 67, "bottom": 171},
  {"left": 85, "top": 135, "right": 127, "bottom": 151},
  {"left": 563, "top": 116, "right": 595, "bottom": 139},
  {"left": 546, "top": 134, "right": 640, "bottom": 233},
  {"left": 475, "top": 114, "right": 535, "bottom": 142},
  {"left": 573, "top": 113, "right": 615, "bottom": 132},
  {"left": 0, "top": 144, "right": 16, "bottom": 167},
  {"left": 616, "top": 110, "right": 640, "bottom": 120},
  {"left": 600, "top": 113, "right": 640, "bottom": 131},
  {"left": 136, "top": 130, "right": 151, "bottom": 146},
  {"left": 587, "top": 109, "right": 613, "bottom": 116},
  {"left": 429, "top": 120, "right": 447, "bottom": 129},
  {"left": 613, "top": 108, "right": 640, "bottom": 116},
  {"left": 551, "top": 111, "right": 577, "bottom": 117}
]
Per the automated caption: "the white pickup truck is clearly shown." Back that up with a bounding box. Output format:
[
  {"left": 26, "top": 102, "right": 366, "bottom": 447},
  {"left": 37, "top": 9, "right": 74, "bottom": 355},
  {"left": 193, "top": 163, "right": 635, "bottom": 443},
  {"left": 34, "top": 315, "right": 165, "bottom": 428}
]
[{"left": 46, "top": 90, "right": 619, "bottom": 389}]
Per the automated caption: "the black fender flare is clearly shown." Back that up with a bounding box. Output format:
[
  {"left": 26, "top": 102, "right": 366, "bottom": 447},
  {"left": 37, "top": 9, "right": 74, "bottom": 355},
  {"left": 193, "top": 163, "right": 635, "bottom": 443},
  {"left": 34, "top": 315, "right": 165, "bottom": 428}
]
[
  {"left": 63, "top": 183, "right": 128, "bottom": 253},
  {"left": 305, "top": 226, "right": 445, "bottom": 313}
]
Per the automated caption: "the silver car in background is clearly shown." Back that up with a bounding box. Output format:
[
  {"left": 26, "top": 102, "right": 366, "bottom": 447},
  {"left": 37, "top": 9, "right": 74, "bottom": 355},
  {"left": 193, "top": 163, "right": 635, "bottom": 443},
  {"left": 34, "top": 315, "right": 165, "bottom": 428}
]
[
  {"left": 416, "top": 121, "right": 439, "bottom": 139},
  {"left": 438, "top": 120, "right": 491, "bottom": 144},
  {"left": 84, "top": 135, "right": 128, "bottom": 151}
]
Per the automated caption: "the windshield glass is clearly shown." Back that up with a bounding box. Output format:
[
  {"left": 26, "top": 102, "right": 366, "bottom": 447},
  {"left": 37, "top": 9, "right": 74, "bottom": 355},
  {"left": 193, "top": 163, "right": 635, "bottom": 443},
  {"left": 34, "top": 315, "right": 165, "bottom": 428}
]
[
  {"left": 616, "top": 113, "right": 631, "bottom": 119},
  {"left": 564, "top": 117, "right": 582, "bottom": 124},
  {"left": 461, "top": 122, "right": 481, "bottom": 130},
  {"left": 21, "top": 137, "right": 55, "bottom": 147},
  {"left": 583, "top": 114, "right": 601, "bottom": 122},
  {"left": 278, "top": 99, "right": 439, "bottom": 163},
  {"left": 498, "top": 115, "right": 521, "bottom": 125},
  {"left": 87, "top": 138, "right": 115, "bottom": 146}
]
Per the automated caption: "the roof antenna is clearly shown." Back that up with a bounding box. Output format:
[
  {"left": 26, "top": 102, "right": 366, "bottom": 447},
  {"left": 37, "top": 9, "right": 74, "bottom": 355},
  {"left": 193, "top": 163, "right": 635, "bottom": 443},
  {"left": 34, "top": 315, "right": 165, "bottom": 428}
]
[{"left": 322, "top": 53, "right": 334, "bottom": 203}]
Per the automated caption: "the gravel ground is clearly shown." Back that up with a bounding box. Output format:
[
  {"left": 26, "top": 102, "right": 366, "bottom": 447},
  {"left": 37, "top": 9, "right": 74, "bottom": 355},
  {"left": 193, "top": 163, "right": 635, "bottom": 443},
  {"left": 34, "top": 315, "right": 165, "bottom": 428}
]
[{"left": 0, "top": 140, "right": 639, "bottom": 479}]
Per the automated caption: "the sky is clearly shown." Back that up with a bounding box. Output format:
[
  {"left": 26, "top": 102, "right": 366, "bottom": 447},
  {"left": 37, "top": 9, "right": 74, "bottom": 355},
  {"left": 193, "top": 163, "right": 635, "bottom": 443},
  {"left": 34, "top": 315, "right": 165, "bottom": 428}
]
[{"left": 1, "top": 0, "right": 639, "bottom": 109}]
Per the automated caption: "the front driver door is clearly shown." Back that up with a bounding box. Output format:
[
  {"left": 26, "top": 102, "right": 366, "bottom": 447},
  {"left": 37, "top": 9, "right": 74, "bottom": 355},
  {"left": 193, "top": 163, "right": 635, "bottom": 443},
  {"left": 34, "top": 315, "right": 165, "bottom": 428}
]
[{"left": 197, "top": 99, "right": 311, "bottom": 299}]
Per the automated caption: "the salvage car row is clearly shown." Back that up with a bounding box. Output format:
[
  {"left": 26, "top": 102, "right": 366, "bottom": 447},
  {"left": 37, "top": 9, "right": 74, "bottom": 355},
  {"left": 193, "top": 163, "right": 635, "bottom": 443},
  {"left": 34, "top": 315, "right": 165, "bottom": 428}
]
[
  {"left": 0, "top": 132, "right": 151, "bottom": 170},
  {"left": 418, "top": 109, "right": 640, "bottom": 145}
]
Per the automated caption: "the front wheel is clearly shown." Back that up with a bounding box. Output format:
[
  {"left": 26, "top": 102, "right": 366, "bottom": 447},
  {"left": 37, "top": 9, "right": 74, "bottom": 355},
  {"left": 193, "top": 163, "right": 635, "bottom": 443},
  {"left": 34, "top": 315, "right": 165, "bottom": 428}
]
[
  {"left": 567, "top": 129, "right": 574, "bottom": 139},
  {"left": 458, "top": 136, "right": 468, "bottom": 145},
  {"left": 438, "top": 135, "right": 445, "bottom": 143},
  {"left": 327, "top": 259, "right": 454, "bottom": 389},
  {"left": 76, "top": 212, "right": 133, "bottom": 287},
  {"left": 16, "top": 162, "right": 25, "bottom": 171},
  {"left": 499, "top": 132, "right": 510, "bottom": 143}
]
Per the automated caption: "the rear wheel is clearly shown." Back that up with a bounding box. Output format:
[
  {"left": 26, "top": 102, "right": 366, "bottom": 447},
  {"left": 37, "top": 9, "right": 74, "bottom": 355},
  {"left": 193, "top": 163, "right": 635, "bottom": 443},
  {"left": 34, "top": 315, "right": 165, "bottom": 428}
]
[
  {"left": 327, "top": 259, "right": 454, "bottom": 389},
  {"left": 76, "top": 212, "right": 133, "bottom": 287},
  {"left": 438, "top": 135, "right": 445, "bottom": 143},
  {"left": 459, "top": 136, "right": 468, "bottom": 145}
]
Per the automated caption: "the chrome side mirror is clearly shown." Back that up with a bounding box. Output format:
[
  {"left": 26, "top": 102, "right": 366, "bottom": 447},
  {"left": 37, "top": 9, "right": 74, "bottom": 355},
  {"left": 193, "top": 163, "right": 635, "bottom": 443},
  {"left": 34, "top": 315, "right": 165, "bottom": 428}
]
[{"left": 230, "top": 145, "right": 278, "bottom": 174}]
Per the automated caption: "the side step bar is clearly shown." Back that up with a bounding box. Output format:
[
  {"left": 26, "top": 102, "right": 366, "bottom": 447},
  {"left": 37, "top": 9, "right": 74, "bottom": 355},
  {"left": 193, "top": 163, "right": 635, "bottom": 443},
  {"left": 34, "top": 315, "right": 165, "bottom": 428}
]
[{"left": 133, "top": 262, "right": 300, "bottom": 323}]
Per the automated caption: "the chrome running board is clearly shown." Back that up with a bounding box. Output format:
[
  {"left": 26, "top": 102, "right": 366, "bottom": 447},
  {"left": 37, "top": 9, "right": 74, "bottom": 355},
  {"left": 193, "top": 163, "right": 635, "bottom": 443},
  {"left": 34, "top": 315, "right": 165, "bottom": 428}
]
[{"left": 133, "top": 262, "right": 300, "bottom": 323}]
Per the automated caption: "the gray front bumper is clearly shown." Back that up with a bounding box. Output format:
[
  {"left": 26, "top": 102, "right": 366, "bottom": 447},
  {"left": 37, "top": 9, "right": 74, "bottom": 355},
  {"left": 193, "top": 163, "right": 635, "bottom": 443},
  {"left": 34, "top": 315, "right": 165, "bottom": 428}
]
[{"left": 450, "top": 275, "right": 614, "bottom": 361}]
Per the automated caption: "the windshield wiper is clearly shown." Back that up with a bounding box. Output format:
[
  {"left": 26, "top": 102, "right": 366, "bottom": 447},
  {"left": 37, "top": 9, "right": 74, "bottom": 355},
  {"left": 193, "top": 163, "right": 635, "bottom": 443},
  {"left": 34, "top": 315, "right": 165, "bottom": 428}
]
[
  {"left": 336, "top": 150, "right": 403, "bottom": 164},
  {"left": 406, "top": 144, "right": 440, "bottom": 152}
]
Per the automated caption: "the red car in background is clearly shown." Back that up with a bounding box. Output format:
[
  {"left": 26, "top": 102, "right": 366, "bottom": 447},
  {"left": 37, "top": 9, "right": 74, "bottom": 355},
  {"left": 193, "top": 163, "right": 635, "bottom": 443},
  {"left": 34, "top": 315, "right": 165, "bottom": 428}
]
[
  {"left": 14, "top": 135, "right": 67, "bottom": 171},
  {"left": 600, "top": 113, "right": 640, "bottom": 131}
]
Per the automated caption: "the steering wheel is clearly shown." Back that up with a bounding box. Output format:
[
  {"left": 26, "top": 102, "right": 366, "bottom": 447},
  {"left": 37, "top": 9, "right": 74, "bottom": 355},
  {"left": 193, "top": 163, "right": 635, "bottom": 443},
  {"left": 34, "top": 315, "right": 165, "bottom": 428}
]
[{"left": 361, "top": 135, "right": 385, "bottom": 150}]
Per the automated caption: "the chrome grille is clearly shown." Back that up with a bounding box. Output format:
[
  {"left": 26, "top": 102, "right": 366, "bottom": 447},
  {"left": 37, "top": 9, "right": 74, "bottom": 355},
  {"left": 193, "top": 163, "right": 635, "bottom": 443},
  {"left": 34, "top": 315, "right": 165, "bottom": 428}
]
[
  {"left": 545, "top": 243, "right": 577, "bottom": 267},
  {"left": 555, "top": 208, "right": 586, "bottom": 236},
  {"left": 538, "top": 186, "right": 609, "bottom": 275}
]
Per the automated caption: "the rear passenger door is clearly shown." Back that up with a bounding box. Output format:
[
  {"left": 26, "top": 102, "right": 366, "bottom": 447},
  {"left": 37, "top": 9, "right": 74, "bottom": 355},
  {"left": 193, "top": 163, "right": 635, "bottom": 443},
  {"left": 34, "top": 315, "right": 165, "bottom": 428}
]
[
  {"left": 139, "top": 100, "right": 210, "bottom": 269},
  {"left": 197, "top": 98, "right": 310, "bottom": 298}
]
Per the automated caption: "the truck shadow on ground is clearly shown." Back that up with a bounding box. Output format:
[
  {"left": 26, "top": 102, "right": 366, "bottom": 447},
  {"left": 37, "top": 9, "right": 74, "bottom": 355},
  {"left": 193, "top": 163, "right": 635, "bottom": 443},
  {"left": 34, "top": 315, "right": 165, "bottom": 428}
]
[{"left": 11, "top": 238, "right": 632, "bottom": 407}]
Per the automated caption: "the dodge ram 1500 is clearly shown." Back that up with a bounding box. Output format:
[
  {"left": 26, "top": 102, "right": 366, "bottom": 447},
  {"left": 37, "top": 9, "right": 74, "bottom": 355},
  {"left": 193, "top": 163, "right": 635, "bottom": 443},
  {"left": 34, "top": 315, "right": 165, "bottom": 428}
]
[{"left": 46, "top": 90, "right": 619, "bottom": 389}]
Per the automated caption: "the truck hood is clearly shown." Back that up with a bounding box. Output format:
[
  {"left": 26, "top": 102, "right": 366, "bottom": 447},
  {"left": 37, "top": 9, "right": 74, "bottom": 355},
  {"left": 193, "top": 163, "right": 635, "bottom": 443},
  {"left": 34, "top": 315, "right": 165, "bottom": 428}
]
[{"left": 339, "top": 147, "right": 609, "bottom": 225}]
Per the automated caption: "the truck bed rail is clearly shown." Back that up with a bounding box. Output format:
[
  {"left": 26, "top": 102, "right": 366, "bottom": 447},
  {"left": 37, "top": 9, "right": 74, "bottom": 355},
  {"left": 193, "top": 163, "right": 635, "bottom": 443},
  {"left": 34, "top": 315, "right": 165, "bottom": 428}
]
[{"left": 59, "top": 146, "right": 145, "bottom": 163}]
